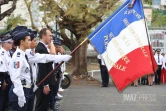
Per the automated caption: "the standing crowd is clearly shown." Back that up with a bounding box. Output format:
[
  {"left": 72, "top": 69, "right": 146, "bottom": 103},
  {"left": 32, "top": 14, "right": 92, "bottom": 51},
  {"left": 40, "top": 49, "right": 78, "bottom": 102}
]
[{"left": 0, "top": 26, "right": 72, "bottom": 111}]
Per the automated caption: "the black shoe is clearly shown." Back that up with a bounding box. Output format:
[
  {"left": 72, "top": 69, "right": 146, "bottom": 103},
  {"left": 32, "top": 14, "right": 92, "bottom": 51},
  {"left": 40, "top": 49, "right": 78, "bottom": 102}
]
[
  {"left": 50, "top": 105, "right": 57, "bottom": 111},
  {"left": 102, "top": 84, "right": 108, "bottom": 87},
  {"left": 55, "top": 96, "right": 62, "bottom": 101}
]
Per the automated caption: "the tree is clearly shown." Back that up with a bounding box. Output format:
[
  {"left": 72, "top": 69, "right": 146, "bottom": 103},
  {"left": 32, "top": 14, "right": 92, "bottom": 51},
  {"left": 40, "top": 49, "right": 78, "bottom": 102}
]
[
  {"left": 0, "top": 0, "right": 18, "bottom": 21},
  {"left": 24, "top": 0, "right": 120, "bottom": 77},
  {"left": 151, "top": 9, "right": 166, "bottom": 27},
  {"left": 4, "top": 14, "right": 26, "bottom": 31}
]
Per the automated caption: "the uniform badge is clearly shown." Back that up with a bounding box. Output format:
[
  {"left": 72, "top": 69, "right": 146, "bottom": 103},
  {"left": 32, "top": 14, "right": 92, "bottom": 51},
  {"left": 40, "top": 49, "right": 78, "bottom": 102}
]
[
  {"left": 17, "top": 52, "right": 20, "bottom": 57},
  {"left": 14, "top": 62, "right": 20, "bottom": 69},
  {"left": 1, "top": 51, "right": 4, "bottom": 55},
  {"left": 30, "top": 51, "right": 35, "bottom": 56},
  {"left": 0, "top": 61, "right": 3, "bottom": 64},
  {"left": 25, "top": 67, "right": 30, "bottom": 73}
]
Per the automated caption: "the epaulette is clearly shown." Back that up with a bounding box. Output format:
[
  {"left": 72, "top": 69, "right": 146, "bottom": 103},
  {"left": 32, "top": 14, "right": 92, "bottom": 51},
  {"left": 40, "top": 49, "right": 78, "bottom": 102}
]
[
  {"left": 30, "top": 51, "right": 35, "bottom": 56},
  {"left": 17, "top": 52, "right": 20, "bottom": 57},
  {"left": 1, "top": 51, "right": 4, "bottom": 55}
]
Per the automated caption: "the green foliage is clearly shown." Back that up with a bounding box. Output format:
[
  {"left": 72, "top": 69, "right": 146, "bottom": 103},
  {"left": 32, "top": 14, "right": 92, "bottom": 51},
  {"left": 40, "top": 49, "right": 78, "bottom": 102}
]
[
  {"left": 144, "top": 0, "right": 152, "bottom": 5},
  {"left": 4, "top": 14, "right": 26, "bottom": 31},
  {"left": 39, "top": 0, "right": 120, "bottom": 36},
  {"left": 151, "top": 9, "right": 166, "bottom": 27}
]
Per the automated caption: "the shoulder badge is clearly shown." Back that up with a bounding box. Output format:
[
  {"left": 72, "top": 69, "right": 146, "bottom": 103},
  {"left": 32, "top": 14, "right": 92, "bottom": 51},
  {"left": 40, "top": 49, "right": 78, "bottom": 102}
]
[
  {"left": 30, "top": 51, "right": 35, "bottom": 56},
  {"left": 14, "top": 62, "right": 20, "bottom": 69},
  {"left": 17, "top": 52, "right": 20, "bottom": 57},
  {"left": 1, "top": 51, "right": 4, "bottom": 55},
  {"left": 25, "top": 67, "right": 30, "bottom": 73},
  {"left": 0, "top": 61, "right": 3, "bottom": 65}
]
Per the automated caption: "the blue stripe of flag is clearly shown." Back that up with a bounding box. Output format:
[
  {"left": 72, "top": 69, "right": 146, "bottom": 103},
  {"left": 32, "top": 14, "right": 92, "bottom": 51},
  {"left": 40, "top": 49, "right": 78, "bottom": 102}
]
[{"left": 88, "top": 0, "right": 145, "bottom": 54}]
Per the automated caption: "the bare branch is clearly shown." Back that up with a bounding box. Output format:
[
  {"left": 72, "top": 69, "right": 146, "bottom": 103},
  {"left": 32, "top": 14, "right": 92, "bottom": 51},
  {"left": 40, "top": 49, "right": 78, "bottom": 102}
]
[
  {"left": 0, "top": 0, "right": 17, "bottom": 20},
  {"left": 24, "top": 0, "right": 39, "bottom": 31}
]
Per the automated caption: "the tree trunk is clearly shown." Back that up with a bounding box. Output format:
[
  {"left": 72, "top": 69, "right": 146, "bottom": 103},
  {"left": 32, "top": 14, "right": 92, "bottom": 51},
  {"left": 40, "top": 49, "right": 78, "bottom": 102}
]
[{"left": 72, "top": 36, "right": 88, "bottom": 76}]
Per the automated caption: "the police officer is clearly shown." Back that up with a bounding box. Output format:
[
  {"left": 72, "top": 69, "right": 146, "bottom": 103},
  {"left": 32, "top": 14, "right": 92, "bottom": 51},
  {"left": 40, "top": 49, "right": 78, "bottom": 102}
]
[
  {"left": 49, "top": 39, "right": 64, "bottom": 111},
  {"left": 8, "top": 26, "right": 34, "bottom": 111},
  {"left": 0, "top": 34, "right": 13, "bottom": 111},
  {"left": 154, "top": 49, "right": 164, "bottom": 85}
]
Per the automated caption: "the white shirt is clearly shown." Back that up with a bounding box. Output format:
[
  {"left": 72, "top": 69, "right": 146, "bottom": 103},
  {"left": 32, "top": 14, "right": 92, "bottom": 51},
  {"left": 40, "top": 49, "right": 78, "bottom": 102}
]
[
  {"left": 0, "top": 55, "right": 5, "bottom": 72},
  {"left": 162, "top": 56, "right": 166, "bottom": 69},
  {"left": 154, "top": 54, "right": 164, "bottom": 65},
  {"left": 26, "top": 49, "right": 68, "bottom": 81},
  {"left": 9, "top": 47, "right": 31, "bottom": 98},
  {"left": 0, "top": 48, "right": 11, "bottom": 72},
  {"left": 97, "top": 54, "right": 105, "bottom": 65}
]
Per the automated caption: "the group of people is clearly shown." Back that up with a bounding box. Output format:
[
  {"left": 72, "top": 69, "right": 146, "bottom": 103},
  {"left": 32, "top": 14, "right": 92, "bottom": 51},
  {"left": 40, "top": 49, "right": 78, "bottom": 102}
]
[
  {"left": 0, "top": 26, "right": 72, "bottom": 111},
  {"left": 133, "top": 48, "right": 166, "bottom": 87}
]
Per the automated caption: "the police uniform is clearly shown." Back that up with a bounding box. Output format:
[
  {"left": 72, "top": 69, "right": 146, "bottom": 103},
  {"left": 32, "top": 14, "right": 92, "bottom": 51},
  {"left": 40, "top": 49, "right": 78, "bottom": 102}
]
[
  {"left": 8, "top": 26, "right": 34, "bottom": 111},
  {"left": 49, "top": 40, "right": 63, "bottom": 111},
  {"left": 0, "top": 52, "right": 8, "bottom": 111},
  {"left": 0, "top": 34, "right": 13, "bottom": 111},
  {"left": 154, "top": 49, "right": 164, "bottom": 85}
]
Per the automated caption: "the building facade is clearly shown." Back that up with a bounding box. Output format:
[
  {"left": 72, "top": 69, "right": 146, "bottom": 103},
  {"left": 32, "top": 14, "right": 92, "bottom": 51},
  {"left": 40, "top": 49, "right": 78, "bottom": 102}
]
[{"left": 149, "top": 30, "right": 166, "bottom": 53}]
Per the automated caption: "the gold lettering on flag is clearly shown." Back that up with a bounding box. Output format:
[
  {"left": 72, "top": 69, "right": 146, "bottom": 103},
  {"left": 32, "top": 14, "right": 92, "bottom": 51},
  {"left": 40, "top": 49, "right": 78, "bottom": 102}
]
[
  {"left": 105, "top": 53, "right": 127, "bottom": 72},
  {"left": 112, "top": 39, "right": 130, "bottom": 64},
  {"left": 123, "top": 18, "right": 149, "bottom": 57},
  {"left": 122, "top": 35, "right": 130, "bottom": 47}
]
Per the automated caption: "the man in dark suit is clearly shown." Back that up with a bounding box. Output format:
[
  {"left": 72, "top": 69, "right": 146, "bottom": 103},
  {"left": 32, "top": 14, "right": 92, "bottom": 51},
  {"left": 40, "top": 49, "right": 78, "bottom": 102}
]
[{"left": 35, "top": 28, "right": 56, "bottom": 111}]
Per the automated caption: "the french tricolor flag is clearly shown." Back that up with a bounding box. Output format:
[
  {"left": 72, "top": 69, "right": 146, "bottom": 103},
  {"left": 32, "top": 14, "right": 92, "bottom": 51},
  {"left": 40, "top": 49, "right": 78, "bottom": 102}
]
[{"left": 88, "top": 0, "right": 157, "bottom": 92}]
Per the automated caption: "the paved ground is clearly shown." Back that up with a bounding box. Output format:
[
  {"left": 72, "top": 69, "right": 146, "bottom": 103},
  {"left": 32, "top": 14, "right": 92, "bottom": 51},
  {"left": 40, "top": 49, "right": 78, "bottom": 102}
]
[{"left": 59, "top": 73, "right": 166, "bottom": 111}]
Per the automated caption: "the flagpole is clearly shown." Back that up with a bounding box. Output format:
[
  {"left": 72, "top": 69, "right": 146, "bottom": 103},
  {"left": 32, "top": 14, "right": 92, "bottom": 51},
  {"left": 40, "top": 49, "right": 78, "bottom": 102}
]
[
  {"left": 139, "top": 0, "right": 157, "bottom": 73},
  {"left": 37, "top": 38, "right": 88, "bottom": 87}
]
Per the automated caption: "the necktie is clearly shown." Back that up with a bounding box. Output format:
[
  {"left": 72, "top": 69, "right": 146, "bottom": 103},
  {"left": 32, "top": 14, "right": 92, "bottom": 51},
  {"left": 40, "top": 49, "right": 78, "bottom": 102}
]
[
  {"left": 158, "top": 55, "right": 160, "bottom": 63},
  {"left": 25, "top": 54, "right": 34, "bottom": 85}
]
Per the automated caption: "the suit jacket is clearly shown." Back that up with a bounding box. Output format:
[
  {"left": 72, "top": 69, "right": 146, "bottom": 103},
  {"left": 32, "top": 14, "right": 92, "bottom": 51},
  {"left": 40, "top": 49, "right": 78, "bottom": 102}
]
[{"left": 35, "top": 42, "right": 56, "bottom": 86}]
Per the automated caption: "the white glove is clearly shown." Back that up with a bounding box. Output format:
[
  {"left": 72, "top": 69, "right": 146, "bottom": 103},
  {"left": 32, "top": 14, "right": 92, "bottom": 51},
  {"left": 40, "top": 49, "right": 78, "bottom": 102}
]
[
  {"left": 33, "top": 85, "right": 38, "bottom": 92},
  {"left": 62, "top": 55, "right": 72, "bottom": 61},
  {"left": 18, "top": 96, "right": 26, "bottom": 108},
  {"left": 54, "top": 55, "right": 72, "bottom": 63}
]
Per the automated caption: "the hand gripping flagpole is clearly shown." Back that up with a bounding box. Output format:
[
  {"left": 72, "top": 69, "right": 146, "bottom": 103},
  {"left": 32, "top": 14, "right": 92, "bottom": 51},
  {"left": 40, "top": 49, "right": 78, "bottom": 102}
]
[
  {"left": 128, "top": 0, "right": 136, "bottom": 8},
  {"left": 33, "top": 38, "right": 88, "bottom": 91}
]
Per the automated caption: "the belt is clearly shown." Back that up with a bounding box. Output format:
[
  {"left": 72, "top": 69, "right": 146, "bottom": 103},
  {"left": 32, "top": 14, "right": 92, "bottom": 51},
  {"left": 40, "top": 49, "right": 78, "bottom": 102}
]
[
  {"left": 0, "top": 72, "right": 8, "bottom": 76},
  {"left": 23, "top": 83, "right": 32, "bottom": 88},
  {"left": 21, "top": 79, "right": 32, "bottom": 88}
]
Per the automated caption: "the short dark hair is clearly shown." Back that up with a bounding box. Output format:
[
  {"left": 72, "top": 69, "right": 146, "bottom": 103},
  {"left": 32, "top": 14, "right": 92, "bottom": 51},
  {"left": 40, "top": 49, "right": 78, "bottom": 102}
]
[
  {"left": 13, "top": 36, "right": 26, "bottom": 46},
  {"left": 39, "top": 28, "right": 51, "bottom": 39}
]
